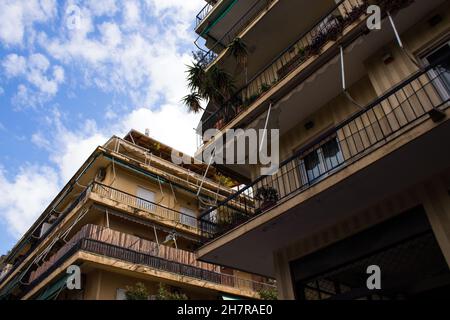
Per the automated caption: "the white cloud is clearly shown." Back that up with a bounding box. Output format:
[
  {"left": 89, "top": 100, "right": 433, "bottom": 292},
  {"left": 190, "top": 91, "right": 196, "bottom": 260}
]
[
  {"left": 37, "top": 1, "right": 203, "bottom": 106},
  {"left": 0, "top": 165, "right": 60, "bottom": 237},
  {"left": 86, "top": 0, "right": 118, "bottom": 17},
  {"left": 3, "top": 53, "right": 65, "bottom": 107},
  {"left": 0, "top": 0, "right": 57, "bottom": 46},
  {"left": 0, "top": 0, "right": 206, "bottom": 241},
  {"left": 120, "top": 104, "right": 201, "bottom": 155},
  {"left": 123, "top": 0, "right": 141, "bottom": 29},
  {"left": 2, "top": 54, "right": 27, "bottom": 77}
]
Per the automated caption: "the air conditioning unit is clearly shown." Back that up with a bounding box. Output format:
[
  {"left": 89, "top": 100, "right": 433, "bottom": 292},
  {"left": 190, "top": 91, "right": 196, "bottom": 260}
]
[{"left": 96, "top": 168, "right": 107, "bottom": 182}]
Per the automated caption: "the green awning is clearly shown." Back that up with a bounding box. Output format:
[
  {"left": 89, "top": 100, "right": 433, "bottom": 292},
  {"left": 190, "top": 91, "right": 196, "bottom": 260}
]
[
  {"left": 0, "top": 275, "right": 22, "bottom": 300},
  {"left": 201, "top": 0, "right": 239, "bottom": 37},
  {"left": 36, "top": 275, "right": 70, "bottom": 300}
]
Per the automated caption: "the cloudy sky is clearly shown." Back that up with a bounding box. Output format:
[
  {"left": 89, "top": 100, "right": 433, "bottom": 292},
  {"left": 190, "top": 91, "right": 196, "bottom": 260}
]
[{"left": 0, "top": 0, "right": 205, "bottom": 254}]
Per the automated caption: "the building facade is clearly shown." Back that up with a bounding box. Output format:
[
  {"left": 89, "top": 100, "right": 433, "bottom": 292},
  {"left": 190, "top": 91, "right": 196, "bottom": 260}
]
[
  {"left": 0, "top": 130, "right": 275, "bottom": 300},
  {"left": 193, "top": 0, "right": 450, "bottom": 299}
]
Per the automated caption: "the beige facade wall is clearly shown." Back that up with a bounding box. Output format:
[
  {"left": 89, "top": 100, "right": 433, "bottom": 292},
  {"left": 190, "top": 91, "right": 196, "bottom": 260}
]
[{"left": 82, "top": 269, "right": 218, "bottom": 300}]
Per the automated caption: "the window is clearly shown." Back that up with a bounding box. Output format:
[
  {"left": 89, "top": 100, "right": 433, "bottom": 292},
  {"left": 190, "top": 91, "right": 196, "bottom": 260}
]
[
  {"left": 136, "top": 187, "right": 156, "bottom": 210},
  {"left": 423, "top": 41, "right": 450, "bottom": 99},
  {"left": 116, "top": 288, "right": 127, "bottom": 300},
  {"left": 180, "top": 207, "right": 197, "bottom": 228},
  {"left": 299, "top": 138, "right": 344, "bottom": 184}
]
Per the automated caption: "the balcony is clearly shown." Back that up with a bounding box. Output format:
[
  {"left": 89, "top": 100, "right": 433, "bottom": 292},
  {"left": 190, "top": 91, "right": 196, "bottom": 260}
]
[
  {"left": 27, "top": 224, "right": 275, "bottom": 298},
  {"left": 196, "top": 1, "right": 219, "bottom": 28},
  {"left": 199, "top": 61, "right": 450, "bottom": 242},
  {"left": 197, "top": 0, "right": 422, "bottom": 141},
  {"left": 197, "top": 0, "right": 272, "bottom": 68},
  {"left": 90, "top": 183, "right": 217, "bottom": 236}
]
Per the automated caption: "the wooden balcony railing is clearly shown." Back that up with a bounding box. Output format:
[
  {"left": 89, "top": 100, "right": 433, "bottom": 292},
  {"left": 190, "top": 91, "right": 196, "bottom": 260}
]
[{"left": 28, "top": 224, "right": 275, "bottom": 294}]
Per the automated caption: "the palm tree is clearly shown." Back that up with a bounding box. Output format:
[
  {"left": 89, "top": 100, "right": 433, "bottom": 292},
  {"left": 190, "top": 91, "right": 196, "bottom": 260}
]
[
  {"left": 182, "top": 92, "right": 204, "bottom": 113},
  {"left": 206, "top": 65, "right": 235, "bottom": 103},
  {"left": 228, "top": 38, "right": 248, "bottom": 83},
  {"left": 186, "top": 63, "right": 207, "bottom": 96}
]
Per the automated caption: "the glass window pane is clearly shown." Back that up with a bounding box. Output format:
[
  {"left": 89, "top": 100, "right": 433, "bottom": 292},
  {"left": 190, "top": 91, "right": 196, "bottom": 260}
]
[
  {"left": 304, "top": 150, "right": 322, "bottom": 182},
  {"left": 322, "top": 138, "right": 344, "bottom": 170}
]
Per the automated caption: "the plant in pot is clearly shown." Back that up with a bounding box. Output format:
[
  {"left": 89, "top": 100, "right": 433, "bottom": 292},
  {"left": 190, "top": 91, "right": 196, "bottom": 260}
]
[
  {"left": 308, "top": 31, "right": 327, "bottom": 56},
  {"left": 324, "top": 16, "right": 344, "bottom": 41},
  {"left": 255, "top": 186, "right": 279, "bottom": 212},
  {"left": 260, "top": 83, "right": 271, "bottom": 94},
  {"left": 125, "top": 282, "right": 149, "bottom": 300},
  {"left": 228, "top": 37, "right": 249, "bottom": 83}
]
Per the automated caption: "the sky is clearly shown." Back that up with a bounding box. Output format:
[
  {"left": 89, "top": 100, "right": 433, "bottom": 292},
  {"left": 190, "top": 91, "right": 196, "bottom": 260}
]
[{"left": 0, "top": 0, "right": 206, "bottom": 255}]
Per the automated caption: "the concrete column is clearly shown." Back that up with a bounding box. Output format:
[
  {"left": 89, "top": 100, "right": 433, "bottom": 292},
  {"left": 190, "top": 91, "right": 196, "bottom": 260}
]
[
  {"left": 421, "top": 178, "right": 450, "bottom": 267},
  {"left": 273, "top": 251, "right": 295, "bottom": 300}
]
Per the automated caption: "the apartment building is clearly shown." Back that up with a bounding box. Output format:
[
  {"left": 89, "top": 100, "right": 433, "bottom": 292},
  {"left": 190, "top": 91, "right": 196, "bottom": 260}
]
[
  {"left": 192, "top": 0, "right": 450, "bottom": 299},
  {"left": 0, "top": 130, "right": 274, "bottom": 300}
]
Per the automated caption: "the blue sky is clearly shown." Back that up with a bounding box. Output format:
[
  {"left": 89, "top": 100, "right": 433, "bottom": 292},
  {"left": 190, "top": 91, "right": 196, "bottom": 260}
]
[{"left": 0, "top": 0, "right": 205, "bottom": 255}]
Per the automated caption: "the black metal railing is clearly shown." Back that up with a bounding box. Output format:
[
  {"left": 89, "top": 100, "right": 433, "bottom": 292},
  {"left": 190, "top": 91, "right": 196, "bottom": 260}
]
[
  {"left": 82, "top": 239, "right": 272, "bottom": 292},
  {"left": 199, "top": 62, "right": 450, "bottom": 240},
  {"left": 199, "top": 0, "right": 365, "bottom": 135},
  {"left": 198, "top": 0, "right": 270, "bottom": 69},
  {"left": 196, "top": 1, "right": 218, "bottom": 28},
  {"left": 26, "top": 225, "right": 275, "bottom": 296},
  {"left": 198, "top": 0, "right": 416, "bottom": 139}
]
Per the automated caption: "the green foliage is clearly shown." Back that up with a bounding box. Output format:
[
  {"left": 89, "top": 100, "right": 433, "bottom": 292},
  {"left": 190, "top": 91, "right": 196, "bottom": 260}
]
[
  {"left": 125, "top": 282, "right": 149, "bottom": 300},
  {"left": 182, "top": 92, "right": 203, "bottom": 113},
  {"left": 258, "top": 288, "right": 278, "bottom": 300},
  {"left": 228, "top": 38, "right": 248, "bottom": 68},
  {"left": 255, "top": 187, "right": 279, "bottom": 203},
  {"left": 156, "top": 283, "right": 188, "bottom": 300}
]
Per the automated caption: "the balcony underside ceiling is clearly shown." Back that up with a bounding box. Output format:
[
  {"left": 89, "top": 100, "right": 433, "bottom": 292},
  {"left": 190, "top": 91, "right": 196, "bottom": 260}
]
[
  {"left": 197, "top": 115, "right": 450, "bottom": 277},
  {"left": 217, "top": 0, "right": 337, "bottom": 81},
  {"left": 201, "top": 0, "right": 260, "bottom": 50},
  {"left": 249, "top": 0, "right": 447, "bottom": 134},
  {"left": 221, "top": 0, "right": 444, "bottom": 88}
]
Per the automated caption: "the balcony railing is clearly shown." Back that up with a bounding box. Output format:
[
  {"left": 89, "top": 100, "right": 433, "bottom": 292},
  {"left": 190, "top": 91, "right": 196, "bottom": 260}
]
[
  {"left": 196, "top": 1, "right": 219, "bottom": 28},
  {"left": 0, "top": 184, "right": 91, "bottom": 290},
  {"left": 28, "top": 225, "right": 275, "bottom": 294},
  {"left": 91, "top": 182, "right": 217, "bottom": 234},
  {"left": 198, "top": 0, "right": 270, "bottom": 69},
  {"left": 199, "top": 61, "right": 450, "bottom": 240},
  {"left": 198, "top": 0, "right": 415, "bottom": 138}
]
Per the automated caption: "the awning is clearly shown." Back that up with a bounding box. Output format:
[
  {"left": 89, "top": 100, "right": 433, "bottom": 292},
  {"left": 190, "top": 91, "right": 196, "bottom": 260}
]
[{"left": 36, "top": 274, "right": 70, "bottom": 300}]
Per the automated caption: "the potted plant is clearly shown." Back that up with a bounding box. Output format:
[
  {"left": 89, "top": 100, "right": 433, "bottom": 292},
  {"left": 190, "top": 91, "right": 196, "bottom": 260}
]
[
  {"left": 228, "top": 37, "right": 249, "bottom": 83},
  {"left": 255, "top": 186, "right": 279, "bottom": 212},
  {"left": 260, "top": 83, "right": 271, "bottom": 94},
  {"left": 324, "top": 16, "right": 344, "bottom": 41},
  {"left": 258, "top": 288, "right": 278, "bottom": 300},
  {"left": 156, "top": 283, "right": 188, "bottom": 300},
  {"left": 125, "top": 282, "right": 149, "bottom": 300}
]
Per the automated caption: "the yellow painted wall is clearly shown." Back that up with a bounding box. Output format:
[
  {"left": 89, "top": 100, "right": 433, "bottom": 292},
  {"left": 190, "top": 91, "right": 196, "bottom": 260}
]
[{"left": 82, "top": 269, "right": 220, "bottom": 300}]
